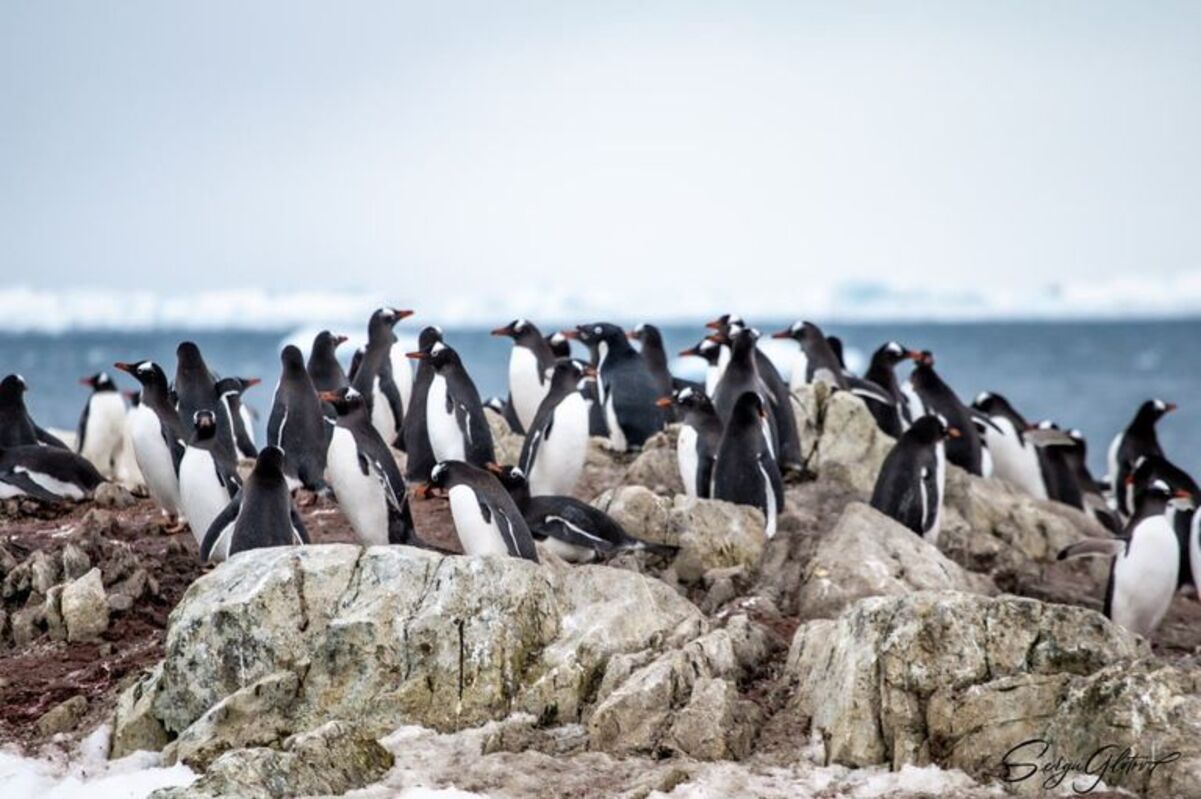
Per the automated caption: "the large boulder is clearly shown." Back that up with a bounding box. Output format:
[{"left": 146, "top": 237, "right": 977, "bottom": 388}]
[
  {"left": 61, "top": 566, "right": 109, "bottom": 642},
  {"left": 121, "top": 545, "right": 703, "bottom": 755},
  {"left": 791, "top": 383, "right": 894, "bottom": 495},
  {"left": 794, "top": 503, "right": 995, "bottom": 620},
  {"left": 622, "top": 428, "right": 685, "bottom": 495},
  {"left": 781, "top": 592, "right": 1201, "bottom": 796}
]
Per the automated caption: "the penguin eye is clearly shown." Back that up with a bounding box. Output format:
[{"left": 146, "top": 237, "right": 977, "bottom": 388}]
[
  {"left": 511, "top": 467, "right": 525, "bottom": 479},
  {"left": 593, "top": 325, "right": 603, "bottom": 335}
]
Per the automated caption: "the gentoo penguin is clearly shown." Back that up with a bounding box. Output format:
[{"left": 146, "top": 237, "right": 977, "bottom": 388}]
[
  {"left": 0, "top": 374, "right": 68, "bottom": 449},
  {"left": 408, "top": 341, "right": 496, "bottom": 468},
  {"left": 114, "top": 361, "right": 187, "bottom": 520},
  {"left": 628, "top": 323, "right": 674, "bottom": 398},
  {"left": 1124, "top": 454, "right": 1199, "bottom": 514},
  {"left": 488, "top": 464, "right": 676, "bottom": 562},
  {"left": 174, "top": 342, "right": 236, "bottom": 463},
  {"left": 545, "top": 331, "right": 572, "bottom": 359},
  {"left": 865, "top": 343, "right": 921, "bottom": 430},
  {"left": 712, "top": 392, "right": 784, "bottom": 537},
  {"left": 1187, "top": 499, "right": 1201, "bottom": 599},
  {"left": 350, "top": 307, "right": 411, "bottom": 448},
  {"left": 971, "top": 393, "right": 1047, "bottom": 499},
  {"left": 266, "top": 345, "right": 330, "bottom": 492},
  {"left": 1061, "top": 428, "right": 1122, "bottom": 533},
  {"left": 1060, "top": 480, "right": 1183, "bottom": 638},
  {"left": 215, "top": 377, "right": 260, "bottom": 459},
  {"left": 179, "top": 410, "right": 242, "bottom": 547},
  {"left": 567, "top": 323, "right": 665, "bottom": 451},
  {"left": 1028, "top": 420, "right": 1084, "bottom": 508},
  {"left": 709, "top": 326, "right": 773, "bottom": 433},
  {"left": 1167, "top": 492, "right": 1198, "bottom": 592},
  {"left": 491, "top": 319, "right": 557, "bottom": 434},
  {"left": 76, "top": 372, "right": 127, "bottom": 479},
  {"left": 658, "top": 386, "right": 722, "bottom": 499},
  {"left": 307, "top": 330, "right": 350, "bottom": 393},
  {"left": 771, "top": 321, "right": 848, "bottom": 390},
  {"left": 347, "top": 347, "right": 365, "bottom": 384},
  {"left": 1108, "top": 399, "right": 1176, "bottom": 516},
  {"left": 200, "top": 446, "right": 309, "bottom": 563},
  {"left": 519, "top": 361, "right": 591, "bottom": 497},
  {"left": 320, "top": 388, "right": 416, "bottom": 546},
  {"left": 679, "top": 338, "right": 727, "bottom": 398},
  {"left": 401, "top": 326, "right": 445, "bottom": 482},
  {"left": 907, "top": 351, "right": 986, "bottom": 476},
  {"left": 0, "top": 444, "right": 104, "bottom": 502},
  {"left": 419, "top": 460, "right": 538, "bottom": 560},
  {"left": 827, "top": 336, "right": 847, "bottom": 372},
  {"left": 870, "top": 415, "right": 955, "bottom": 543}
]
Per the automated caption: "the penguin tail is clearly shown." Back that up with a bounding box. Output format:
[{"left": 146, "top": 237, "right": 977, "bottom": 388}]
[{"left": 1057, "top": 539, "right": 1125, "bottom": 561}]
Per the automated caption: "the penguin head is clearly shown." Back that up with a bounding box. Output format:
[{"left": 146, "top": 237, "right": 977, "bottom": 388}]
[
  {"left": 369, "top": 307, "right": 413, "bottom": 343},
  {"left": 192, "top": 410, "right": 218, "bottom": 441},
  {"left": 546, "top": 331, "right": 572, "bottom": 358},
  {"left": 407, "top": 341, "right": 461, "bottom": 372},
  {"left": 726, "top": 325, "right": 760, "bottom": 357},
  {"left": 114, "top": 360, "right": 166, "bottom": 387},
  {"left": 873, "top": 342, "right": 922, "bottom": 369},
  {"left": 546, "top": 359, "right": 590, "bottom": 392},
  {"left": 319, "top": 387, "right": 367, "bottom": 416},
  {"left": 216, "top": 376, "right": 261, "bottom": 398},
  {"left": 280, "top": 345, "right": 306, "bottom": 372},
  {"left": 1137, "top": 398, "right": 1178, "bottom": 425},
  {"left": 423, "top": 460, "right": 467, "bottom": 496},
  {"left": 253, "top": 446, "right": 287, "bottom": 477},
  {"left": 657, "top": 385, "right": 714, "bottom": 413},
  {"left": 417, "top": 326, "right": 444, "bottom": 352},
  {"left": 485, "top": 462, "right": 528, "bottom": 492},
  {"left": 704, "top": 314, "right": 743, "bottom": 335},
  {"left": 313, "top": 330, "right": 349, "bottom": 353},
  {"left": 913, "top": 350, "right": 936, "bottom": 368},
  {"left": 0, "top": 374, "right": 27, "bottom": 400},
  {"left": 566, "top": 322, "right": 625, "bottom": 348},
  {"left": 491, "top": 318, "right": 542, "bottom": 346},
  {"left": 627, "top": 323, "right": 662, "bottom": 346},
  {"left": 80, "top": 372, "right": 117, "bottom": 392},
  {"left": 909, "top": 414, "right": 958, "bottom": 444},
  {"left": 679, "top": 338, "right": 723, "bottom": 366},
  {"left": 972, "top": 392, "right": 1029, "bottom": 428}
]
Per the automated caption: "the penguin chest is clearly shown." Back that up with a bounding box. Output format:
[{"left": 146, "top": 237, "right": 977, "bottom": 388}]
[
  {"left": 448, "top": 485, "right": 510, "bottom": 557},
  {"left": 677, "top": 425, "right": 700, "bottom": 497},
  {"left": 325, "top": 428, "right": 388, "bottom": 546},
  {"left": 509, "top": 347, "right": 546, "bottom": 431},
  {"left": 390, "top": 349, "right": 414, "bottom": 414},
  {"left": 788, "top": 351, "right": 810, "bottom": 393},
  {"left": 179, "top": 449, "right": 232, "bottom": 545},
  {"left": 985, "top": 418, "right": 1047, "bottom": 499},
  {"left": 128, "top": 406, "right": 181, "bottom": 511},
  {"left": 541, "top": 534, "right": 600, "bottom": 564},
  {"left": 426, "top": 375, "right": 466, "bottom": 462},
  {"left": 1111, "top": 518, "right": 1179, "bottom": 637},
  {"left": 80, "top": 393, "right": 126, "bottom": 471},
  {"left": 603, "top": 391, "right": 628, "bottom": 452},
  {"left": 901, "top": 381, "right": 926, "bottom": 424},
  {"left": 921, "top": 443, "right": 947, "bottom": 544},
  {"left": 371, "top": 377, "right": 398, "bottom": 444},
  {"left": 528, "top": 394, "right": 589, "bottom": 496},
  {"left": 14, "top": 465, "right": 86, "bottom": 501}
]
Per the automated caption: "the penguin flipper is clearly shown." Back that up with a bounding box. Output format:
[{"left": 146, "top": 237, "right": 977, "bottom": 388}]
[
  {"left": 35, "top": 425, "right": 70, "bottom": 450},
  {"left": 290, "top": 505, "right": 310, "bottom": 545},
  {"left": 697, "top": 455, "right": 715, "bottom": 500},
  {"left": 76, "top": 401, "right": 90, "bottom": 454},
  {"left": 1058, "top": 538, "right": 1126, "bottom": 560},
  {"left": 201, "top": 493, "right": 242, "bottom": 561},
  {"left": 534, "top": 515, "right": 619, "bottom": 553},
  {"left": 491, "top": 501, "right": 537, "bottom": 561},
  {"left": 0, "top": 471, "right": 64, "bottom": 503}
]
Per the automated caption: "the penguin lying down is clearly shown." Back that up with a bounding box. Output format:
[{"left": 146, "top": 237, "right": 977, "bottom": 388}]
[{"left": 0, "top": 444, "right": 106, "bottom": 502}]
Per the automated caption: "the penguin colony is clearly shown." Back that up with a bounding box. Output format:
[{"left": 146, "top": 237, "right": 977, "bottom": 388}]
[{"left": 1, "top": 311, "right": 1197, "bottom": 642}]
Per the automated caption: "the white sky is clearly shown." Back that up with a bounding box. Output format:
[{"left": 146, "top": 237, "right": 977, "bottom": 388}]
[{"left": 2, "top": 1, "right": 1199, "bottom": 312}]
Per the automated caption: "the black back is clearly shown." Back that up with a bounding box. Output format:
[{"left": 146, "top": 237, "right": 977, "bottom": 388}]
[
  {"left": 201, "top": 447, "right": 308, "bottom": 560},
  {"left": 574, "top": 323, "right": 665, "bottom": 449},
  {"left": 428, "top": 344, "right": 496, "bottom": 468},
  {"left": 712, "top": 392, "right": 783, "bottom": 518},
  {"left": 870, "top": 415, "right": 946, "bottom": 536},
  {"left": 266, "top": 346, "right": 329, "bottom": 491},
  {"left": 519, "top": 361, "right": 586, "bottom": 474},
  {"left": 307, "top": 331, "right": 350, "bottom": 393},
  {"left": 909, "top": 354, "right": 983, "bottom": 475},
  {"left": 428, "top": 461, "right": 538, "bottom": 561},
  {"left": 350, "top": 308, "right": 407, "bottom": 446},
  {"left": 1114, "top": 399, "right": 1174, "bottom": 515},
  {"left": 402, "top": 326, "right": 444, "bottom": 481}
]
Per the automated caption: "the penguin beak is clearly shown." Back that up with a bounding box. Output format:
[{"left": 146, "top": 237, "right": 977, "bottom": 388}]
[
  {"left": 490, "top": 325, "right": 513, "bottom": 337},
  {"left": 484, "top": 462, "right": 505, "bottom": 476},
  {"left": 947, "top": 427, "right": 962, "bottom": 439},
  {"left": 1175, "top": 489, "right": 1194, "bottom": 499},
  {"left": 79, "top": 376, "right": 95, "bottom": 387},
  {"left": 655, "top": 396, "right": 674, "bottom": 408},
  {"left": 559, "top": 329, "right": 579, "bottom": 340},
  {"left": 582, "top": 365, "right": 598, "bottom": 378},
  {"left": 405, "top": 351, "right": 427, "bottom": 360},
  {"left": 678, "top": 346, "right": 699, "bottom": 357},
  {"left": 1166, "top": 402, "right": 1178, "bottom": 413},
  {"left": 414, "top": 483, "right": 434, "bottom": 500},
  {"left": 113, "top": 362, "right": 135, "bottom": 374},
  {"left": 334, "top": 335, "right": 348, "bottom": 347},
  {"left": 706, "top": 333, "right": 729, "bottom": 345},
  {"left": 770, "top": 329, "right": 792, "bottom": 340},
  {"left": 317, "top": 390, "right": 340, "bottom": 402},
  {"left": 625, "top": 330, "right": 638, "bottom": 340},
  {"left": 394, "top": 308, "right": 414, "bottom": 320},
  {"left": 907, "top": 351, "right": 923, "bottom": 361},
  {"left": 122, "top": 390, "right": 137, "bottom": 401},
  {"left": 704, "top": 318, "right": 722, "bottom": 330}
]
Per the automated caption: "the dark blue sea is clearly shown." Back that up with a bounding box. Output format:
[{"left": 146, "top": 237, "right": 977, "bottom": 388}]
[{"left": 1, "top": 319, "right": 1198, "bottom": 479}]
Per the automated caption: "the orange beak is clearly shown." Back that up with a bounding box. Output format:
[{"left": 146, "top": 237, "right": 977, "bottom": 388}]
[
  {"left": 582, "top": 365, "right": 598, "bottom": 378},
  {"left": 244, "top": 377, "right": 262, "bottom": 388},
  {"left": 405, "top": 351, "right": 427, "bottom": 360},
  {"left": 484, "top": 462, "right": 505, "bottom": 476},
  {"left": 770, "top": 329, "right": 792, "bottom": 339},
  {"left": 655, "top": 396, "right": 673, "bottom": 408},
  {"left": 490, "top": 325, "right": 511, "bottom": 337},
  {"left": 559, "top": 329, "right": 579, "bottom": 340},
  {"left": 78, "top": 376, "right": 94, "bottom": 386},
  {"left": 317, "top": 390, "right": 340, "bottom": 402},
  {"left": 1174, "top": 489, "right": 1194, "bottom": 499},
  {"left": 1166, "top": 402, "right": 1178, "bottom": 413},
  {"left": 947, "top": 427, "right": 962, "bottom": 439},
  {"left": 334, "top": 335, "right": 348, "bottom": 347},
  {"left": 907, "top": 351, "right": 923, "bottom": 361},
  {"left": 113, "top": 362, "right": 135, "bottom": 374},
  {"left": 704, "top": 319, "right": 722, "bottom": 330},
  {"left": 414, "top": 483, "right": 433, "bottom": 500},
  {"left": 626, "top": 330, "right": 638, "bottom": 340},
  {"left": 394, "top": 309, "right": 414, "bottom": 320}
]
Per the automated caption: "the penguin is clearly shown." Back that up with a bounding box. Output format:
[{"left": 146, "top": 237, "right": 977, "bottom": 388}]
[
  {"left": 709, "top": 326, "right": 774, "bottom": 435},
  {"left": 179, "top": 410, "right": 242, "bottom": 548},
  {"left": 1188, "top": 500, "right": 1201, "bottom": 600},
  {"left": 347, "top": 347, "right": 365, "bottom": 384},
  {"left": 545, "top": 331, "right": 572, "bottom": 359},
  {"left": 350, "top": 307, "right": 412, "bottom": 448},
  {"left": 578, "top": 373, "right": 608, "bottom": 438},
  {"left": 519, "top": 360, "right": 592, "bottom": 497},
  {"left": 971, "top": 392, "right": 1047, "bottom": 499},
  {"left": 566, "top": 323, "right": 665, "bottom": 451},
  {"left": 628, "top": 323, "right": 674, "bottom": 398},
  {"left": 173, "top": 342, "right": 236, "bottom": 463},
  {"left": 114, "top": 361, "right": 187, "bottom": 520},
  {"left": 712, "top": 392, "right": 784, "bottom": 537},
  {"left": 678, "top": 338, "right": 727, "bottom": 398},
  {"left": 1025, "top": 420, "right": 1086, "bottom": 509},
  {"left": 401, "top": 326, "right": 445, "bottom": 482},
  {"left": 827, "top": 336, "right": 848, "bottom": 373},
  {"left": 771, "top": 321, "right": 848, "bottom": 390},
  {"left": 408, "top": 341, "right": 496, "bottom": 468},
  {"left": 215, "top": 377, "right": 260, "bottom": 459},
  {"left": 320, "top": 387, "right": 416, "bottom": 546},
  {"left": 1167, "top": 492, "right": 1198, "bottom": 592},
  {"left": 200, "top": 446, "right": 309, "bottom": 563},
  {"left": 307, "top": 330, "right": 350, "bottom": 393},
  {"left": 491, "top": 319, "right": 557, "bottom": 434},
  {"left": 418, "top": 460, "right": 538, "bottom": 560},
  {"left": 1108, "top": 399, "right": 1176, "bottom": 517},
  {"left": 870, "top": 415, "right": 955, "bottom": 543},
  {"left": 1124, "top": 454, "right": 1199, "bottom": 514},
  {"left": 76, "top": 372, "right": 127, "bottom": 479},
  {"left": 1061, "top": 428, "right": 1122, "bottom": 533},
  {"left": 907, "top": 351, "right": 986, "bottom": 476},
  {"left": 658, "top": 386, "right": 722, "bottom": 499},
  {"left": 0, "top": 444, "right": 105, "bottom": 502},
  {"left": 266, "top": 345, "right": 330, "bottom": 492},
  {"left": 488, "top": 464, "right": 676, "bottom": 562},
  {"left": 0, "top": 374, "right": 69, "bottom": 449},
  {"left": 865, "top": 342, "right": 921, "bottom": 430}
]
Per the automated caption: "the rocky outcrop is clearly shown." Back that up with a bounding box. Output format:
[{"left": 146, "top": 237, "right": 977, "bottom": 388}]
[
  {"left": 791, "top": 383, "right": 894, "bottom": 495},
  {"left": 61, "top": 567, "right": 109, "bottom": 642},
  {"left": 622, "top": 428, "right": 684, "bottom": 495}
]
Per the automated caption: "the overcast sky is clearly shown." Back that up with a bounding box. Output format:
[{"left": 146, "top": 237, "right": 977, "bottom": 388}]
[{"left": 2, "top": 1, "right": 1199, "bottom": 313}]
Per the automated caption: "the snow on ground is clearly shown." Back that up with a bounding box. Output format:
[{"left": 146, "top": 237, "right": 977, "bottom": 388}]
[{"left": 0, "top": 725, "right": 195, "bottom": 799}]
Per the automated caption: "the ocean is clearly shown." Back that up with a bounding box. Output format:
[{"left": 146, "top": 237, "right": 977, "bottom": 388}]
[{"left": 1, "top": 319, "right": 1198, "bottom": 479}]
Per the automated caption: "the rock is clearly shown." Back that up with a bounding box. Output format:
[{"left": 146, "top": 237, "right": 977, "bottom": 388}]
[
  {"left": 36, "top": 695, "right": 88, "bottom": 736},
  {"left": 786, "top": 592, "right": 1146, "bottom": 773},
  {"left": 792, "top": 383, "right": 894, "bottom": 495},
  {"left": 11, "top": 605, "right": 45, "bottom": 646},
  {"left": 28, "top": 550, "right": 60, "bottom": 597},
  {"left": 666, "top": 677, "right": 761, "bottom": 760},
  {"left": 94, "top": 481, "right": 136, "bottom": 508},
  {"left": 111, "top": 665, "right": 170, "bottom": 758},
  {"left": 61, "top": 567, "right": 109, "bottom": 642},
  {"left": 795, "top": 503, "right": 996, "bottom": 620},
  {"left": 133, "top": 545, "right": 702, "bottom": 745},
  {"left": 43, "top": 584, "right": 66, "bottom": 641},
  {"left": 623, "top": 429, "right": 684, "bottom": 495},
  {"left": 61, "top": 543, "right": 92, "bottom": 581},
  {"left": 485, "top": 410, "right": 524, "bottom": 468},
  {"left": 149, "top": 720, "right": 393, "bottom": 799},
  {"left": 166, "top": 671, "right": 300, "bottom": 768},
  {"left": 592, "top": 486, "right": 671, "bottom": 542},
  {"left": 108, "top": 593, "right": 134, "bottom": 612}
]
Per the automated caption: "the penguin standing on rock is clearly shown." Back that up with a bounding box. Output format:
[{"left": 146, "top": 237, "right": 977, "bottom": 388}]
[
  {"left": 658, "top": 386, "right": 722, "bottom": 499},
  {"left": 519, "top": 360, "right": 592, "bottom": 497},
  {"left": 351, "top": 307, "right": 411, "bottom": 447},
  {"left": 401, "top": 326, "right": 444, "bottom": 482},
  {"left": 971, "top": 392, "right": 1047, "bottom": 499},
  {"left": 567, "top": 323, "right": 664, "bottom": 451},
  {"left": 1108, "top": 399, "right": 1176, "bottom": 516},
  {"left": 0, "top": 375, "right": 69, "bottom": 449},
  {"left": 1061, "top": 429, "right": 1122, "bottom": 533},
  {"left": 200, "top": 446, "right": 309, "bottom": 563},
  {"left": 114, "top": 361, "right": 187, "bottom": 521},
  {"left": 679, "top": 338, "right": 727, "bottom": 398},
  {"left": 174, "top": 342, "right": 236, "bottom": 462},
  {"left": 870, "top": 415, "right": 955, "bottom": 543},
  {"left": 76, "top": 372, "right": 127, "bottom": 478},
  {"left": 307, "top": 331, "right": 350, "bottom": 393},
  {"left": 492, "top": 319, "right": 557, "bottom": 434},
  {"left": 179, "top": 410, "right": 242, "bottom": 547},
  {"left": 419, "top": 460, "right": 538, "bottom": 560},
  {"left": 712, "top": 392, "right": 783, "bottom": 537},
  {"left": 0, "top": 444, "right": 104, "bottom": 502},
  {"left": 409, "top": 342, "right": 495, "bottom": 468},
  {"left": 907, "top": 351, "right": 987, "bottom": 476},
  {"left": 771, "top": 321, "right": 847, "bottom": 390},
  {"left": 321, "top": 388, "right": 416, "bottom": 546},
  {"left": 216, "top": 377, "right": 260, "bottom": 459},
  {"left": 267, "top": 345, "right": 330, "bottom": 492},
  {"left": 546, "top": 331, "right": 572, "bottom": 359}
]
